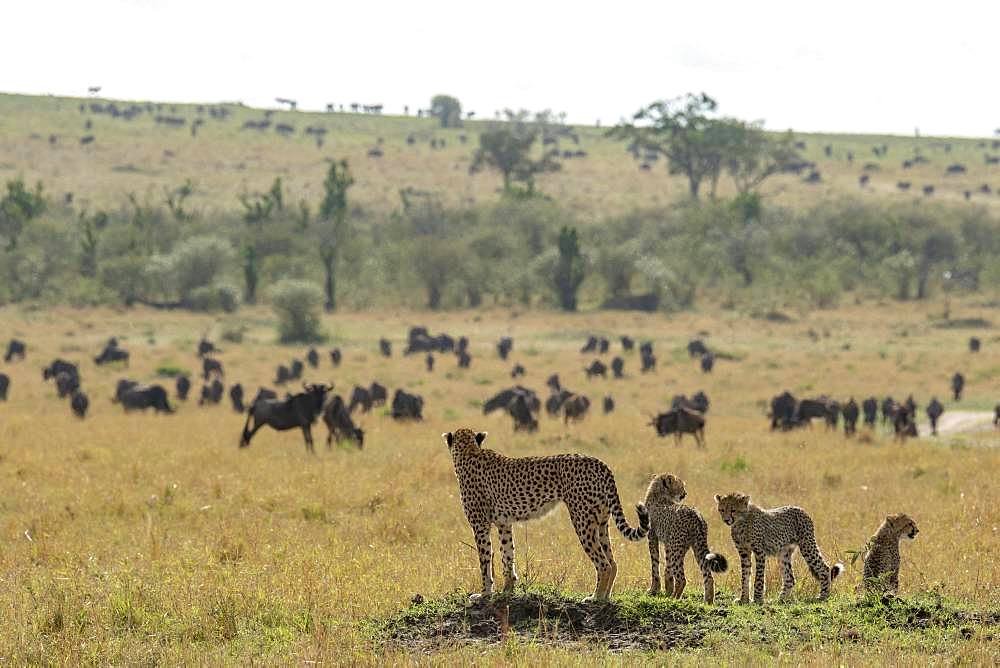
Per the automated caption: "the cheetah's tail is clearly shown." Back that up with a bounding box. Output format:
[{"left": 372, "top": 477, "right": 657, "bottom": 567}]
[
  {"left": 831, "top": 562, "right": 845, "bottom": 580},
  {"left": 705, "top": 552, "right": 729, "bottom": 573},
  {"left": 607, "top": 474, "right": 648, "bottom": 541}
]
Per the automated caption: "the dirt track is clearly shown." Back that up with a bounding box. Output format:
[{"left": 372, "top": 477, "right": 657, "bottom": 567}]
[{"left": 921, "top": 411, "right": 996, "bottom": 438}]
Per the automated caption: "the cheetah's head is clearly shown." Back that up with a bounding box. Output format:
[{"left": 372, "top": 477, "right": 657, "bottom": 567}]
[
  {"left": 646, "top": 473, "right": 687, "bottom": 504},
  {"left": 886, "top": 513, "right": 919, "bottom": 540},
  {"left": 442, "top": 428, "right": 487, "bottom": 457},
  {"left": 714, "top": 492, "right": 750, "bottom": 526}
]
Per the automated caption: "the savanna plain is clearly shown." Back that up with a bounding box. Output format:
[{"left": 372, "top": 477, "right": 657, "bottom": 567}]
[{"left": 1, "top": 300, "right": 998, "bottom": 665}]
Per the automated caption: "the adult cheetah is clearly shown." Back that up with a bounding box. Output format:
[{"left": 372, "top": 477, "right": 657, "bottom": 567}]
[
  {"left": 715, "top": 492, "right": 844, "bottom": 604},
  {"left": 862, "top": 513, "right": 918, "bottom": 594},
  {"left": 443, "top": 428, "right": 648, "bottom": 602},
  {"left": 644, "top": 473, "right": 728, "bottom": 603}
]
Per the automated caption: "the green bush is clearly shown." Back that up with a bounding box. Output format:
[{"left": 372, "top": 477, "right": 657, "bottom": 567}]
[
  {"left": 270, "top": 279, "right": 324, "bottom": 343},
  {"left": 187, "top": 283, "right": 240, "bottom": 313}
]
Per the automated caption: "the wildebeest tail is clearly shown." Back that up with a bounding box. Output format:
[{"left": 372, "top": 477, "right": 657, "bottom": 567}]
[
  {"left": 239, "top": 407, "right": 254, "bottom": 447},
  {"left": 607, "top": 475, "right": 648, "bottom": 541}
]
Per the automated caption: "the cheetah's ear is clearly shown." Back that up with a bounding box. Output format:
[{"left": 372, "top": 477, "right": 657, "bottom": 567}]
[
  {"left": 442, "top": 432, "right": 453, "bottom": 447},
  {"left": 475, "top": 431, "right": 488, "bottom": 446}
]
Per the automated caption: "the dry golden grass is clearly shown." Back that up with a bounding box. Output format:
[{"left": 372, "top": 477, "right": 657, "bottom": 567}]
[{"left": 0, "top": 300, "right": 998, "bottom": 664}]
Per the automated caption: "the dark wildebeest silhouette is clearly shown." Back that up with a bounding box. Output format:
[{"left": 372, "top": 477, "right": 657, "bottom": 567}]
[
  {"left": 687, "top": 339, "right": 709, "bottom": 358},
  {"left": 370, "top": 382, "right": 387, "bottom": 406},
  {"left": 770, "top": 391, "right": 798, "bottom": 430},
  {"left": 199, "top": 379, "right": 224, "bottom": 405},
  {"left": 926, "top": 398, "right": 944, "bottom": 436},
  {"left": 202, "top": 357, "right": 223, "bottom": 380},
  {"left": 603, "top": 395, "right": 615, "bottom": 414},
  {"left": 904, "top": 395, "right": 917, "bottom": 420},
  {"left": 289, "top": 359, "right": 304, "bottom": 380},
  {"left": 4, "top": 339, "right": 26, "bottom": 362},
  {"left": 546, "top": 389, "right": 573, "bottom": 416},
  {"left": 994, "top": 404, "right": 1000, "bottom": 428},
  {"left": 0, "top": 373, "right": 9, "bottom": 400},
  {"left": 483, "top": 387, "right": 539, "bottom": 415},
  {"left": 969, "top": 337, "right": 981, "bottom": 353},
  {"left": 580, "top": 336, "right": 598, "bottom": 353},
  {"left": 197, "top": 338, "right": 219, "bottom": 357},
  {"left": 620, "top": 336, "right": 634, "bottom": 352},
  {"left": 547, "top": 374, "right": 561, "bottom": 392},
  {"left": 923, "top": 185, "right": 934, "bottom": 196},
  {"left": 323, "top": 395, "right": 364, "bottom": 448},
  {"left": 120, "top": 384, "right": 174, "bottom": 413},
  {"left": 43, "top": 359, "right": 79, "bottom": 384},
  {"left": 611, "top": 357, "right": 624, "bottom": 378},
  {"left": 379, "top": 339, "right": 392, "bottom": 357},
  {"left": 329, "top": 348, "right": 342, "bottom": 366},
  {"left": 510, "top": 363, "right": 525, "bottom": 378},
  {"left": 842, "top": 398, "right": 859, "bottom": 436},
  {"left": 862, "top": 397, "right": 878, "bottom": 428},
  {"left": 507, "top": 393, "right": 538, "bottom": 432},
  {"left": 456, "top": 336, "right": 469, "bottom": 354},
  {"left": 562, "top": 394, "right": 591, "bottom": 423},
  {"left": 275, "top": 365, "right": 291, "bottom": 385},
  {"left": 892, "top": 402, "right": 917, "bottom": 441},
  {"left": 426, "top": 354, "right": 435, "bottom": 372},
  {"left": 598, "top": 338, "right": 610, "bottom": 354},
  {"left": 951, "top": 373, "right": 964, "bottom": 402},
  {"left": 349, "top": 385, "right": 372, "bottom": 413},
  {"left": 584, "top": 360, "right": 607, "bottom": 379},
  {"left": 672, "top": 392, "right": 710, "bottom": 414},
  {"left": 55, "top": 371, "right": 80, "bottom": 398},
  {"left": 457, "top": 350, "right": 471, "bottom": 368},
  {"left": 240, "top": 383, "right": 331, "bottom": 453},
  {"left": 881, "top": 397, "right": 896, "bottom": 425},
  {"left": 796, "top": 397, "right": 838, "bottom": 429},
  {"left": 229, "top": 383, "right": 245, "bottom": 413},
  {"left": 700, "top": 353, "right": 715, "bottom": 374},
  {"left": 95, "top": 343, "right": 129, "bottom": 366},
  {"left": 391, "top": 389, "right": 424, "bottom": 420},
  {"left": 70, "top": 389, "right": 89, "bottom": 418},
  {"left": 251, "top": 388, "right": 278, "bottom": 408},
  {"left": 651, "top": 408, "right": 706, "bottom": 447},
  {"left": 176, "top": 375, "right": 191, "bottom": 401},
  {"left": 307, "top": 348, "right": 320, "bottom": 368},
  {"left": 497, "top": 337, "right": 513, "bottom": 360},
  {"left": 641, "top": 351, "right": 656, "bottom": 373}
]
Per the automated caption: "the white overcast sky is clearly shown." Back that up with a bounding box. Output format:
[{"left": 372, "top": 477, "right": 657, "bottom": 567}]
[{"left": 3, "top": 0, "right": 998, "bottom": 136}]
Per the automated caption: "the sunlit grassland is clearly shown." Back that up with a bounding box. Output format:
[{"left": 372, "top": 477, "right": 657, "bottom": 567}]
[{"left": 0, "top": 299, "right": 998, "bottom": 663}]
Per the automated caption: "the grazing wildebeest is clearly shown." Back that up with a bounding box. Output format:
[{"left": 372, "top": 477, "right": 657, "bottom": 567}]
[
  {"left": 904, "top": 395, "right": 917, "bottom": 420},
  {"left": 426, "top": 354, "right": 435, "bottom": 372},
  {"left": 700, "top": 353, "right": 715, "bottom": 374},
  {"left": 892, "top": 403, "right": 917, "bottom": 441},
  {"left": 881, "top": 397, "right": 896, "bottom": 425},
  {"left": 497, "top": 337, "right": 513, "bottom": 360},
  {"left": 651, "top": 408, "right": 706, "bottom": 447},
  {"left": 457, "top": 336, "right": 469, "bottom": 354},
  {"left": 584, "top": 360, "right": 607, "bottom": 379},
  {"left": 176, "top": 375, "right": 191, "bottom": 401},
  {"left": 598, "top": 338, "right": 610, "bottom": 354},
  {"left": 620, "top": 336, "right": 634, "bottom": 352},
  {"left": 329, "top": 348, "right": 342, "bottom": 366},
  {"left": 687, "top": 339, "right": 709, "bottom": 358},
  {"left": 994, "top": 404, "right": 1000, "bottom": 428},
  {"left": 511, "top": 363, "right": 525, "bottom": 378},
  {"left": 113, "top": 379, "right": 139, "bottom": 403},
  {"left": 307, "top": 348, "right": 319, "bottom": 368},
  {"left": 862, "top": 397, "right": 878, "bottom": 428},
  {"left": 349, "top": 385, "right": 372, "bottom": 413},
  {"left": 95, "top": 343, "right": 129, "bottom": 366},
  {"left": 546, "top": 374, "right": 561, "bottom": 392},
  {"left": 289, "top": 359, "right": 304, "bottom": 380},
  {"left": 546, "top": 389, "right": 573, "bottom": 416},
  {"left": 641, "top": 351, "right": 656, "bottom": 373},
  {"left": 199, "top": 379, "right": 224, "bottom": 405},
  {"left": 580, "top": 336, "right": 598, "bottom": 353},
  {"left": 230, "top": 383, "right": 245, "bottom": 413},
  {"left": 55, "top": 371, "right": 80, "bottom": 398},
  {"left": 4, "top": 339, "right": 26, "bottom": 362},
  {"left": 842, "top": 398, "right": 859, "bottom": 436},
  {"left": 120, "top": 384, "right": 174, "bottom": 413},
  {"left": 70, "top": 390, "right": 89, "bottom": 418},
  {"left": 391, "top": 389, "right": 424, "bottom": 420},
  {"left": 562, "top": 394, "right": 591, "bottom": 423},
  {"left": 923, "top": 185, "right": 934, "bottom": 196},
  {"left": 611, "top": 357, "right": 624, "bottom": 378},
  {"left": 275, "top": 365, "right": 291, "bottom": 385},
  {"left": 951, "top": 372, "right": 964, "bottom": 402},
  {"left": 603, "top": 395, "right": 615, "bottom": 414},
  {"left": 484, "top": 386, "right": 539, "bottom": 415},
  {"left": 370, "top": 382, "right": 387, "bottom": 406},
  {"left": 240, "top": 383, "right": 330, "bottom": 453},
  {"left": 202, "top": 357, "right": 223, "bottom": 380},
  {"left": 926, "top": 398, "right": 944, "bottom": 436},
  {"left": 969, "top": 337, "right": 980, "bottom": 353},
  {"left": 507, "top": 393, "right": 538, "bottom": 432},
  {"left": 379, "top": 339, "right": 392, "bottom": 357},
  {"left": 323, "top": 395, "right": 364, "bottom": 448},
  {"left": 43, "top": 359, "right": 79, "bottom": 384},
  {"left": 0, "top": 373, "right": 9, "bottom": 400},
  {"left": 197, "top": 338, "right": 219, "bottom": 357},
  {"left": 769, "top": 391, "right": 798, "bottom": 430},
  {"left": 796, "top": 397, "right": 838, "bottom": 429},
  {"left": 457, "top": 350, "right": 471, "bottom": 368}
]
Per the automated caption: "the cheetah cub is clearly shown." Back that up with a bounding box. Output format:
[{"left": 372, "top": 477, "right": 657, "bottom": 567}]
[
  {"left": 863, "top": 514, "right": 918, "bottom": 594},
  {"left": 715, "top": 492, "right": 844, "bottom": 604},
  {"left": 644, "top": 473, "right": 728, "bottom": 603}
]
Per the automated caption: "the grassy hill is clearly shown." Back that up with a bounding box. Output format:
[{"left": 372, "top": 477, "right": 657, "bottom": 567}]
[{"left": 2, "top": 92, "right": 999, "bottom": 217}]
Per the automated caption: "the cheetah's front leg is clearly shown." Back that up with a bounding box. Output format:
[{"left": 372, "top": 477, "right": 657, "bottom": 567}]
[
  {"left": 468, "top": 524, "right": 494, "bottom": 602},
  {"left": 752, "top": 550, "right": 767, "bottom": 604},
  {"left": 736, "top": 548, "right": 752, "bottom": 604},
  {"left": 498, "top": 523, "right": 518, "bottom": 593}
]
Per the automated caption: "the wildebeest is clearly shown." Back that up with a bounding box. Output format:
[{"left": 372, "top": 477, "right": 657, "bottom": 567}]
[
  {"left": 484, "top": 386, "right": 539, "bottom": 414},
  {"left": 687, "top": 339, "right": 709, "bottom": 358},
  {"left": 547, "top": 374, "right": 561, "bottom": 392},
  {"left": 4, "top": 339, "right": 26, "bottom": 362},
  {"left": 251, "top": 387, "right": 278, "bottom": 408},
  {"left": 370, "top": 382, "right": 387, "bottom": 406},
  {"left": 511, "top": 363, "right": 525, "bottom": 378},
  {"left": 507, "top": 393, "right": 538, "bottom": 432},
  {"left": 640, "top": 351, "right": 656, "bottom": 373},
  {"left": 329, "top": 348, "right": 342, "bottom": 366},
  {"left": 229, "top": 383, "right": 245, "bottom": 413},
  {"left": 796, "top": 397, "right": 838, "bottom": 429},
  {"left": 611, "top": 357, "right": 624, "bottom": 378},
  {"left": 672, "top": 392, "right": 710, "bottom": 414},
  {"left": 240, "top": 383, "right": 331, "bottom": 453},
  {"left": 497, "top": 337, "right": 513, "bottom": 360},
  {"left": 0, "top": 373, "right": 9, "bottom": 400},
  {"left": 546, "top": 389, "right": 573, "bottom": 416},
  {"left": 700, "top": 353, "right": 715, "bottom": 373},
  {"left": 202, "top": 357, "right": 223, "bottom": 380},
  {"left": 892, "top": 403, "right": 917, "bottom": 441},
  {"left": 323, "top": 394, "right": 364, "bottom": 448},
  {"left": 289, "top": 359, "right": 304, "bottom": 380},
  {"left": 70, "top": 389, "right": 89, "bottom": 418},
  {"left": 926, "top": 398, "right": 944, "bottom": 436},
  {"left": 562, "top": 394, "right": 591, "bottom": 423},
  {"left": 391, "top": 389, "right": 424, "bottom": 420},
  {"left": 580, "top": 336, "right": 598, "bottom": 353},
  {"left": 457, "top": 336, "right": 469, "bottom": 354},
  {"left": 769, "top": 391, "right": 798, "bottom": 430},
  {"left": 584, "top": 360, "right": 607, "bottom": 379},
  {"left": 881, "top": 396, "right": 896, "bottom": 425},
  {"left": 43, "top": 359, "right": 79, "bottom": 384},
  {"left": 275, "top": 365, "right": 291, "bottom": 385},
  {"left": 379, "top": 339, "right": 392, "bottom": 357},
  {"left": 176, "top": 375, "right": 191, "bottom": 400},
  {"left": 904, "top": 395, "right": 917, "bottom": 420},
  {"left": 969, "top": 337, "right": 981, "bottom": 353},
  {"left": 55, "top": 371, "right": 80, "bottom": 398},
  {"left": 842, "top": 398, "right": 859, "bottom": 436},
  {"left": 94, "top": 342, "right": 129, "bottom": 365},
  {"left": 307, "top": 348, "right": 320, "bottom": 368},
  {"left": 603, "top": 395, "right": 615, "bottom": 414},
  {"left": 426, "top": 354, "right": 435, "bottom": 372},
  {"left": 199, "top": 379, "right": 224, "bottom": 405},
  {"left": 457, "top": 350, "right": 471, "bottom": 368},
  {"left": 621, "top": 336, "right": 634, "bottom": 352},
  {"left": 994, "top": 403, "right": 1000, "bottom": 428},
  {"left": 651, "top": 408, "right": 706, "bottom": 447},
  {"left": 862, "top": 397, "right": 878, "bottom": 427},
  {"left": 598, "top": 338, "right": 610, "bottom": 354},
  {"left": 119, "top": 384, "right": 174, "bottom": 413},
  {"left": 197, "top": 337, "right": 219, "bottom": 357},
  {"left": 951, "top": 372, "right": 964, "bottom": 402}
]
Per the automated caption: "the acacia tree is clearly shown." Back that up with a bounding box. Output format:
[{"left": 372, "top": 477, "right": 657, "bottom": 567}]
[
  {"left": 430, "top": 94, "right": 463, "bottom": 128},
  {"left": 470, "top": 110, "right": 561, "bottom": 196},
  {"left": 553, "top": 226, "right": 585, "bottom": 311},
  {"left": 723, "top": 123, "right": 801, "bottom": 195},
  {"left": 317, "top": 159, "right": 354, "bottom": 311}
]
